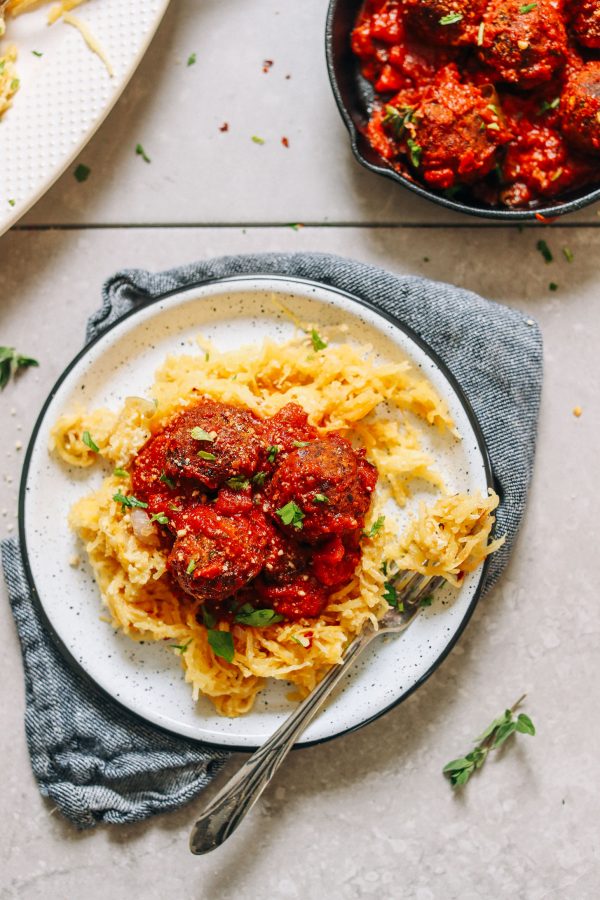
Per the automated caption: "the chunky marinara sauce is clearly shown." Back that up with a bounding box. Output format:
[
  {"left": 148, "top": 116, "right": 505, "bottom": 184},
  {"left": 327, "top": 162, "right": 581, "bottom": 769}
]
[
  {"left": 130, "top": 399, "right": 377, "bottom": 622},
  {"left": 352, "top": 0, "right": 600, "bottom": 208}
]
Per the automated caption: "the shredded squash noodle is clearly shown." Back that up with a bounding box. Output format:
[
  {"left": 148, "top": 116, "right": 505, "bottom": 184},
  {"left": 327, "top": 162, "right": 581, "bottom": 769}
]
[{"left": 52, "top": 332, "right": 503, "bottom": 716}]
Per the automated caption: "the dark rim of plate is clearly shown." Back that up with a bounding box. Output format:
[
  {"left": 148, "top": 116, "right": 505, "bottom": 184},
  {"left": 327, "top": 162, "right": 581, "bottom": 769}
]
[
  {"left": 325, "top": 0, "right": 600, "bottom": 221},
  {"left": 19, "top": 273, "right": 494, "bottom": 752}
]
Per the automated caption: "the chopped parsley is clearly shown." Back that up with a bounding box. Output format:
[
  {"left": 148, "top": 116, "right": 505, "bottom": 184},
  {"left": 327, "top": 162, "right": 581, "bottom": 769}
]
[
  {"left": 251, "top": 135, "right": 265, "bottom": 145},
  {"left": 187, "top": 52, "right": 197, "bottom": 66},
  {"left": 536, "top": 239, "right": 553, "bottom": 263},
  {"left": 382, "top": 104, "right": 414, "bottom": 140},
  {"left": 197, "top": 450, "right": 217, "bottom": 461},
  {"left": 252, "top": 471, "right": 268, "bottom": 487},
  {"left": 0, "top": 347, "right": 38, "bottom": 390},
  {"left": 8, "top": 199, "right": 15, "bottom": 207},
  {"left": 276, "top": 500, "right": 305, "bottom": 530},
  {"left": 201, "top": 606, "right": 216, "bottom": 628},
  {"left": 74, "top": 163, "right": 91, "bottom": 182},
  {"left": 366, "top": 515, "right": 385, "bottom": 538},
  {"left": 234, "top": 604, "right": 284, "bottom": 626},
  {"left": 32, "top": 50, "right": 43, "bottom": 57},
  {"left": 519, "top": 2, "right": 537, "bottom": 12},
  {"left": 407, "top": 138, "right": 422, "bottom": 168},
  {"left": 135, "top": 143, "right": 151, "bottom": 163},
  {"left": 420, "top": 595, "right": 434, "bottom": 608},
  {"left": 439, "top": 12, "right": 463, "bottom": 25},
  {"left": 170, "top": 639, "right": 191, "bottom": 654},
  {"left": 310, "top": 328, "right": 327, "bottom": 351},
  {"left": 538, "top": 96, "right": 560, "bottom": 115},
  {"left": 150, "top": 512, "right": 169, "bottom": 525},
  {"left": 207, "top": 629, "right": 235, "bottom": 663},
  {"left": 562, "top": 247, "right": 574, "bottom": 263},
  {"left": 290, "top": 634, "right": 310, "bottom": 648},
  {"left": 226, "top": 476, "right": 250, "bottom": 490},
  {"left": 190, "top": 426, "right": 214, "bottom": 442},
  {"left": 549, "top": 282, "right": 558, "bottom": 291},
  {"left": 383, "top": 581, "right": 403, "bottom": 611},
  {"left": 159, "top": 471, "right": 176, "bottom": 488},
  {"left": 82, "top": 430, "right": 99, "bottom": 453},
  {"left": 186, "top": 559, "right": 197, "bottom": 575},
  {"left": 313, "top": 493, "right": 329, "bottom": 504},
  {"left": 113, "top": 468, "right": 128, "bottom": 478},
  {"left": 113, "top": 493, "right": 148, "bottom": 509},
  {"left": 292, "top": 440, "right": 310, "bottom": 448},
  {"left": 267, "top": 445, "right": 280, "bottom": 463}
]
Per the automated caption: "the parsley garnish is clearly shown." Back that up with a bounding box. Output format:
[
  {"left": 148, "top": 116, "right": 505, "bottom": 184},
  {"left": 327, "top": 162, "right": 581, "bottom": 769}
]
[
  {"left": 226, "top": 476, "right": 250, "bottom": 490},
  {"left": 0, "top": 347, "right": 38, "bottom": 390},
  {"left": 382, "top": 105, "right": 414, "bottom": 140},
  {"left": 443, "top": 696, "right": 535, "bottom": 789},
  {"left": 536, "top": 239, "right": 553, "bottom": 263},
  {"left": 439, "top": 12, "right": 463, "bottom": 25},
  {"left": 135, "top": 143, "right": 151, "bottom": 163},
  {"left": 251, "top": 135, "right": 265, "bottom": 145},
  {"left": 549, "top": 282, "right": 558, "bottom": 292},
  {"left": 113, "top": 493, "right": 148, "bottom": 509},
  {"left": 159, "top": 471, "right": 176, "bottom": 488},
  {"left": 313, "top": 493, "right": 329, "bottom": 504},
  {"left": 32, "top": 50, "right": 43, "bottom": 58},
  {"left": 366, "top": 515, "right": 385, "bottom": 538},
  {"left": 407, "top": 138, "right": 422, "bottom": 168},
  {"left": 82, "top": 430, "right": 99, "bottom": 452},
  {"left": 310, "top": 329, "right": 327, "bottom": 351},
  {"left": 292, "top": 440, "right": 310, "bottom": 448},
  {"left": 383, "top": 581, "right": 403, "bottom": 611},
  {"left": 150, "top": 512, "right": 169, "bottom": 525},
  {"left": 8, "top": 199, "right": 15, "bottom": 207},
  {"left": 201, "top": 606, "right": 216, "bottom": 628},
  {"left": 170, "top": 639, "right": 192, "bottom": 654},
  {"left": 113, "top": 468, "right": 128, "bottom": 477},
  {"left": 538, "top": 96, "right": 559, "bottom": 115},
  {"left": 74, "top": 164, "right": 91, "bottom": 183},
  {"left": 207, "top": 629, "right": 235, "bottom": 663},
  {"left": 277, "top": 500, "right": 305, "bottom": 530},
  {"left": 252, "top": 471, "right": 268, "bottom": 487},
  {"left": 420, "top": 595, "right": 434, "bottom": 608},
  {"left": 190, "top": 426, "right": 214, "bottom": 442},
  {"left": 186, "top": 559, "right": 197, "bottom": 575},
  {"left": 562, "top": 247, "right": 574, "bottom": 263},
  {"left": 234, "top": 603, "right": 284, "bottom": 626},
  {"left": 197, "top": 450, "right": 217, "bottom": 461},
  {"left": 187, "top": 52, "right": 197, "bottom": 66},
  {"left": 267, "top": 445, "right": 280, "bottom": 463},
  {"left": 519, "top": 2, "right": 537, "bottom": 12},
  {"left": 290, "top": 634, "right": 310, "bottom": 647}
]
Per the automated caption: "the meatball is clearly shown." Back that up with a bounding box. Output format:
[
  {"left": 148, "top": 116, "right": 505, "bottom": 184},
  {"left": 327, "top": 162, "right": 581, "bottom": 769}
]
[
  {"left": 404, "top": 0, "right": 488, "bottom": 47},
  {"left": 263, "top": 403, "right": 318, "bottom": 459},
  {"left": 163, "top": 399, "right": 265, "bottom": 490},
  {"left": 261, "top": 528, "right": 309, "bottom": 584},
  {"left": 168, "top": 506, "right": 271, "bottom": 603},
  {"left": 255, "top": 574, "right": 328, "bottom": 620},
  {"left": 265, "top": 433, "right": 377, "bottom": 543},
  {"left": 478, "top": 0, "right": 567, "bottom": 88},
  {"left": 391, "top": 65, "right": 511, "bottom": 189},
  {"left": 561, "top": 62, "right": 600, "bottom": 154},
  {"left": 571, "top": 1, "right": 600, "bottom": 48}
]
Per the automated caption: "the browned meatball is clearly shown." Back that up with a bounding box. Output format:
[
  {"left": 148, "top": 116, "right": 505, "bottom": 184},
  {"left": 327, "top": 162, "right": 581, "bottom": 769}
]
[
  {"left": 163, "top": 399, "right": 265, "bottom": 490},
  {"left": 404, "top": 0, "right": 488, "bottom": 46},
  {"left": 168, "top": 506, "right": 271, "bottom": 603},
  {"left": 571, "top": 0, "right": 600, "bottom": 48},
  {"left": 265, "top": 434, "right": 377, "bottom": 543},
  {"left": 479, "top": 0, "right": 568, "bottom": 87},
  {"left": 561, "top": 62, "right": 600, "bottom": 154}
]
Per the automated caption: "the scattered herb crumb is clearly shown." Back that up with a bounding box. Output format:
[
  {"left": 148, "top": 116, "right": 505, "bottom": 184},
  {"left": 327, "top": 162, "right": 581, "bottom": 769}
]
[
  {"left": 366, "top": 515, "right": 385, "bottom": 538},
  {"left": 32, "top": 50, "right": 43, "bottom": 58},
  {"left": 0, "top": 347, "right": 39, "bottom": 390},
  {"left": 8, "top": 199, "right": 15, "bottom": 207},
  {"left": 519, "top": 2, "right": 537, "bottom": 11},
  {"left": 289, "top": 223, "right": 304, "bottom": 230},
  {"left": 251, "top": 135, "right": 265, "bottom": 145},
  {"left": 135, "top": 143, "right": 151, "bottom": 163},
  {"left": 536, "top": 239, "right": 553, "bottom": 263},
  {"left": 562, "top": 247, "right": 574, "bottom": 263},
  {"left": 82, "top": 431, "right": 99, "bottom": 453},
  {"left": 443, "top": 695, "right": 535, "bottom": 789},
  {"left": 74, "top": 163, "right": 91, "bottom": 183},
  {"left": 187, "top": 52, "right": 196, "bottom": 66},
  {"left": 439, "top": 12, "right": 463, "bottom": 25},
  {"left": 549, "top": 282, "right": 558, "bottom": 291},
  {"left": 310, "top": 328, "right": 327, "bottom": 351}
]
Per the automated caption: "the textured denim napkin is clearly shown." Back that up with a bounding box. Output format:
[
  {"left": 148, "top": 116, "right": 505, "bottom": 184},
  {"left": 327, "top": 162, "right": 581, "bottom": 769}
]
[{"left": 2, "top": 252, "right": 543, "bottom": 829}]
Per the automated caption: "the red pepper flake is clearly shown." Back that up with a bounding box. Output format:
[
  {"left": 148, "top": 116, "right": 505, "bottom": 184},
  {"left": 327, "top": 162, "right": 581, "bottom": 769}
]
[
  {"left": 535, "top": 213, "right": 558, "bottom": 224},
  {"left": 262, "top": 59, "right": 273, "bottom": 73},
  {"left": 281, "top": 136, "right": 289, "bottom": 148},
  {"left": 219, "top": 122, "right": 229, "bottom": 132}
]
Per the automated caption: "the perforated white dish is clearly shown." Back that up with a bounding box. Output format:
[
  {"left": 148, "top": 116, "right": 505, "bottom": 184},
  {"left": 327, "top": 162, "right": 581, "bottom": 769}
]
[
  {"left": 20, "top": 276, "right": 493, "bottom": 749},
  {"left": 0, "top": 0, "right": 169, "bottom": 234}
]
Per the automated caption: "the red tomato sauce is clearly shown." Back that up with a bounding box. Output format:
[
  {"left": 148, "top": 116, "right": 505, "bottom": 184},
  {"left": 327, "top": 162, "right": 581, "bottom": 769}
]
[
  {"left": 352, "top": 0, "right": 600, "bottom": 208},
  {"left": 129, "top": 398, "right": 378, "bottom": 622}
]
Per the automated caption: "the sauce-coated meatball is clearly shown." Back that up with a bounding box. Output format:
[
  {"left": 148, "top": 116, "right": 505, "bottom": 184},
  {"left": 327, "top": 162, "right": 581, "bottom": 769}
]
[
  {"left": 561, "top": 62, "right": 600, "bottom": 154},
  {"left": 163, "top": 399, "right": 265, "bottom": 490},
  {"left": 571, "top": 0, "right": 600, "bottom": 48},
  {"left": 168, "top": 506, "right": 271, "bottom": 603},
  {"left": 265, "top": 434, "right": 377, "bottom": 543},
  {"left": 479, "top": 0, "right": 567, "bottom": 87},
  {"left": 404, "top": 0, "right": 488, "bottom": 47}
]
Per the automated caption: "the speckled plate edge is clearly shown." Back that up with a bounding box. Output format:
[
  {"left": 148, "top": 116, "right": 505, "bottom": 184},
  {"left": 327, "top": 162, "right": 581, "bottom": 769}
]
[{"left": 18, "top": 274, "right": 494, "bottom": 750}]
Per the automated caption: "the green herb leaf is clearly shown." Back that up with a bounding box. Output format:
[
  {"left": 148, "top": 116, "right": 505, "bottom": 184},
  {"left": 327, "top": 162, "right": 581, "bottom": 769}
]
[
  {"left": 201, "top": 606, "right": 216, "bottom": 628},
  {"left": 420, "top": 595, "right": 433, "bottom": 607},
  {"left": 159, "top": 471, "right": 176, "bottom": 489},
  {"left": 382, "top": 104, "right": 414, "bottom": 139},
  {"left": 207, "top": 629, "right": 235, "bottom": 663},
  {"left": 113, "top": 468, "right": 128, "bottom": 478},
  {"left": 190, "top": 426, "right": 215, "bottom": 442},
  {"left": 150, "top": 512, "right": 169, "bottom": 525},
  {"left": 276, "top": 500, "right": 305, "bottom": 530},
  {"left": 439, "top": 12, "right": 463, "bottom": 24},
  {"left": 197, "top": 450, "right": 217, "bottom": 461},
  {"left": 290, "top": 634, "right": 310, "bottom": 647},
  {"left": 383, "top": 581, "right": 403, "bottom": 610},
  {"left": 74, "top": 163, "right": 91, "bottom": 183},
  {"left": 519, "top": 2, "right": 537, "bottom": 12},
  {"left": 313, "top": 493, "right": 329, "bottom": 504},
  {"left": 442, "top": 757, "right": 473, "bottom": 774},
  {"left": 310, "top": 329, "right": 327, "bottom": 351},
  {"left": 252, "top": 471, "right": 268, "bottom": 487},
  {"left": 536, "top": 239, "right": 553, "bottom": 263},
  {"left": 366, "top": 515, "right": 385, "bottom": 538},
  {"left": 135, "top": 143, "right": 151, "bottom": 163},
  {"left": 292, "top": 440, "right": 310, "bottom": 448},
  {"left": 187, "top": 52, "right": 197, "bottom": 66},
  {"left": 562, "top": 247, "right": 574, "bottom": 263},
  {"left": 113, "top": 492, "right": 148, "bottom": 509},
  {"left": 32, "top": 50, "right": 43, "bottom": 57},
  {"left": 8, "top": 199, "right": 15, "bottom": 207},
  {"left": 538, "top": 96, "right": 560, "bottom": 115},
  {"left": 82, "top": 430, "right": 99, "bottom": 453},
  {"left": 234, "top": 604, "right": 284, "bottom": 626},
  {"left": 0, "top": 347, "right": 39, "bottom": 390},
  {"left": 170, "top": 639, "right": 191, "bottom": 654},
  {"left": 226, "top": 476, "right": 250, "bottom": 490},
  {"left": 549, "top": 282, "right": 558, "bottom": 292},
  {"left": 407, "top": 138, "right": 422, "bottom": 168},
  {"left": 516, "top": 713, "right": 536, "bottom": 736},
  {"left": 267, "top": 445, "right": 280, "bottom": 463},
  {"left": 251, "top": 135, "right": 265, "bottom": 145}
]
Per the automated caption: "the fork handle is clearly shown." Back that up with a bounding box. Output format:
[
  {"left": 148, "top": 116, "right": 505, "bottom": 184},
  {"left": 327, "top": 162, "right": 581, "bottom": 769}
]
[{"left": 189, "top": 629, "right": 373, "bottom": 855}]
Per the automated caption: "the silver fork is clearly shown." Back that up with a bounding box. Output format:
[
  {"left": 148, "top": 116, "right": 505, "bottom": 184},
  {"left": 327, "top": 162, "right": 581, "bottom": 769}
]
[{"left": 189, "top": 570, "right": 444, "bottom": 855}]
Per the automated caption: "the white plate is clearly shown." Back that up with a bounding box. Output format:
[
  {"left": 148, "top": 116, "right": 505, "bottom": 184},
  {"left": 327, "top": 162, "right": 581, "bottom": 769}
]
[
  {"left": 0, "top": 0, "right": 170, "bottom": 235},
  {"left": 20, "top": 276, "right": 492, "bottom": 749}
]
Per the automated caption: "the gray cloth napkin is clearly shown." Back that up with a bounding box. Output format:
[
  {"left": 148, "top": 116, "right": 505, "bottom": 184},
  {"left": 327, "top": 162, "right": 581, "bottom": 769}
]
[{"left": 2, "top": 252, "right": 543, "bottom": 830}]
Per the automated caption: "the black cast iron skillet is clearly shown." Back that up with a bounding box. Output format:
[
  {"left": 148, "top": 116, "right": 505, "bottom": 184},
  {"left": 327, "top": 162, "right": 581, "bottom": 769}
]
[{"left": 325, "top": 0, "right": 600, "bottom": 221}]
